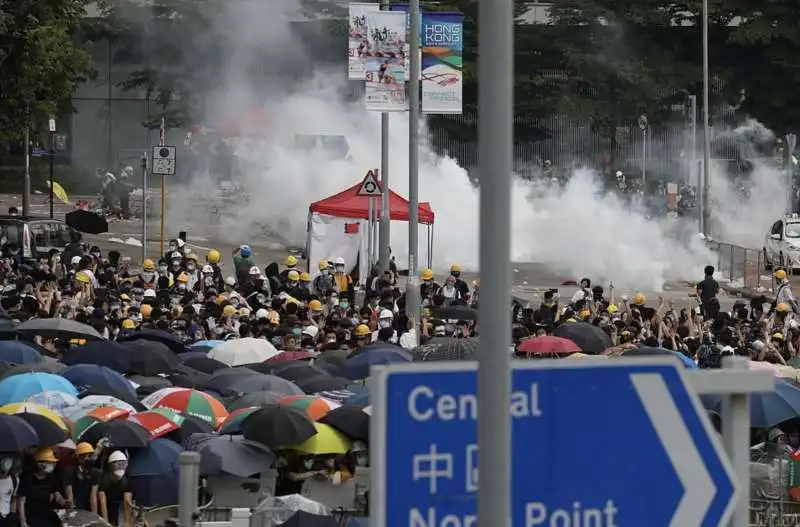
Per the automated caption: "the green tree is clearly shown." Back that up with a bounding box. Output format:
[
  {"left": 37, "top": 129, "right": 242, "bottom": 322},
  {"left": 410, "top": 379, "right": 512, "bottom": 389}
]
[{"left": 0, "top": 0, "right": 93, "bottom": 143}]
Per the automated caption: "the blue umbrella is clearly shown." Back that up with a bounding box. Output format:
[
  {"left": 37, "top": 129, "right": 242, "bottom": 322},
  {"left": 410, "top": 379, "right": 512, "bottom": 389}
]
[
  {"left": 59, "top": 365, "right": 137, "bottom": 401},
  {"left": 0, "top": 373, "right": 78, "bottom": 405},
  {"left": 191, "top": 340, "right": 224, "bottom": 349},
  {"left": 702, "top": 379, "right": 800, "bottom": 428},
  {"left": 62, "top": 342, "right": 131, "bottom": 373},
  {"left": 337, "top": 349, "right": 412, "bottom": 380},
  {"left": 345, "top": 391, "right": 370, "bottom": 406},
  {"left": 0, "top": 414, "right": 39, "bottom": 452},
  {"left": 128, "top": 438, "right": 182, "bottom": 506},
  {"left": 0, "top": 341, "right": 42, "bottom": 365}
]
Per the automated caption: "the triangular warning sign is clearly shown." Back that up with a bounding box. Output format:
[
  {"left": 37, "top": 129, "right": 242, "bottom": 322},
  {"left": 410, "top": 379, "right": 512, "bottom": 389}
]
[{"left": 357, "top": 170, "right": 382, "bottom": 196}]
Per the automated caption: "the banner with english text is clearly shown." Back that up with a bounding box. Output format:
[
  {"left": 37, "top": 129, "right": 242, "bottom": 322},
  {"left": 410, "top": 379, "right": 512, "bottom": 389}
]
[
  {"left": 348, "top": 3, "right": 380, "bottom": 80},
  {"left": 421, "top": 12, "right": 463, "bottom": 114},
  {"left": 363, "top": 10, "right": 408, "bottom": 112}
]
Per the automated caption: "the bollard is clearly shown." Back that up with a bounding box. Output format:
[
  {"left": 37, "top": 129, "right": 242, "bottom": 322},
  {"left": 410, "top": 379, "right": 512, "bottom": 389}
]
[
  {"left": 721, "top": 356, "right": 751, "bottom": 527},
  {"left": 178, "top": 451, "right": 201, "bottom": 527}
]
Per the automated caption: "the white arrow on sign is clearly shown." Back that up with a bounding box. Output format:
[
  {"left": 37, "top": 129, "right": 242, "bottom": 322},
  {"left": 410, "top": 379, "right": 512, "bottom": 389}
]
[{"left": 631, "top": 373, "right": 720, "bottom": 526}]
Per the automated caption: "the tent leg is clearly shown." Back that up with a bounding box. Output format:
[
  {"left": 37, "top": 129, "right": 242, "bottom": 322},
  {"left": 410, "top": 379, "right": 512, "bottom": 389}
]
[{"left": 428, "top": 224, "right": 434, "bottom": 269}]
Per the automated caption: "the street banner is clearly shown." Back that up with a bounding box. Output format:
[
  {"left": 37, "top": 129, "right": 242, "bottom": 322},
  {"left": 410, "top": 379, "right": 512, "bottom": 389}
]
[
  {"left": 421, "top": 12, "right": 463, "bottom": 114},
  {"left": 348, "top": 3, "right": 379, "bottom": 80},
  {"left": 363, "top": 10, "right": 407, "bottom": 112}
]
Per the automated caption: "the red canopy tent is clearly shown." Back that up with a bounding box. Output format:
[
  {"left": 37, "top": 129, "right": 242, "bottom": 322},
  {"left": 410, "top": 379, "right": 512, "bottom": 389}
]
[{"left": 309, "top": 181, "right": 435, "bottom": 223}]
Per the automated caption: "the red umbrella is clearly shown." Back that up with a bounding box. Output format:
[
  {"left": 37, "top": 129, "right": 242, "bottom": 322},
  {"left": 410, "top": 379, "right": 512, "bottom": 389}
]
[
  {"left": 266, "top": 351, "right": 316, "bottom": 363},
  {"left": 517, "top": 336, "right": 581, "bottom": 356}
]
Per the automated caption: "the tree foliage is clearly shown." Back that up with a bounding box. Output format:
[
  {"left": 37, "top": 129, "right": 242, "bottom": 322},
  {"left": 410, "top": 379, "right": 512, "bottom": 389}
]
[{"left": 0, "top": 0, "right": 93, "bottom": 142}]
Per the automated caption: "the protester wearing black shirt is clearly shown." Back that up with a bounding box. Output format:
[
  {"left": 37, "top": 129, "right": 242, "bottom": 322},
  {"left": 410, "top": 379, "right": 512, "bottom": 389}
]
[
  {"left": 99, "top": 451, "right": 132, "bottom": 527},
  {"left": 18, "top": 449, "right": 64, "bottom": 527},
  {"left": 64, "top": 443, "right": 99, "bottom": 514},
  {"left": 697, "top": 265, "right": 720, "bottom": 320}
]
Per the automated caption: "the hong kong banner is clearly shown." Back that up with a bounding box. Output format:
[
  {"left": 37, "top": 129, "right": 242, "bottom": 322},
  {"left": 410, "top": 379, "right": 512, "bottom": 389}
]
[
  {"left": 421, "top": 12, "right": 463, "bottom": 114},
  {"left": 363, "top": 10, "right": 408, "bottom": 112}
]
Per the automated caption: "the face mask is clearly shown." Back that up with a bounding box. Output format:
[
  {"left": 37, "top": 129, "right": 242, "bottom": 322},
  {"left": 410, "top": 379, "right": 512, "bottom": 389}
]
[
  {"left": 40, "top": 463, "right": 55, "bottom": 474},
  {"left": 291, "top": 328, "right": 301, "bottom": 336},
  {"left": 110, "top": 304, "right": 120, "bottom": 312},
  {"left": 204, "top": 277, "right": 214, "bottom": 286},
  {"left": 168, "top": 245, "right": 177, "bottom": 252},
  {"left": 159, "top": 266, "right": 168, "bottom": 273},
  {"left": 335, "top": 266, "right": 345, "bottom": 273},
  {"left": 288, "top": 281, "right": 298, "bottom": 288},
  {"left": 355, "top": 454, "right": 368, "bottom": 466},
  {"left": 112, "top": 469, "right": 125, "bottom": 478},
  {"left": 339, "top": 302, "right": 349, "bottom": 310},
  {"left": 178, "top": 284, "right": 187, "bottom": 291},
  {"left": 303, "top": 459, "right": 314, "bottom": 469},
  {"left": 187, "top": 263, "right": 196, "bottom": 271},
  {"left": 379, "top": 320, "right": 392, "bottom": 329},
  {"left": 0, "top": 458, "right": 12, "bottom": 472}
]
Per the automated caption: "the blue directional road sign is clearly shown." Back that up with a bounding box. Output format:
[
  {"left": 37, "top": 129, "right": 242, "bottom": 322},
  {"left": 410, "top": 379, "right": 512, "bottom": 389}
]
[{"left": 371, "top": 359, "right": 737, "bottom": 527}]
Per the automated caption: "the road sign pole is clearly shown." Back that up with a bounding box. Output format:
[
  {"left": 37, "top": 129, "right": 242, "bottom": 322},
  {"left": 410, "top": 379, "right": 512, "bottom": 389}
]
[
  {"left": 141, "top": 153, "right": 148, "bottom": 263},
  {"left": 378, "top": 0, "right": 391, "bottom": 274},
  {"left": 406, "top": 0, "right": 422, "bottom": 328},
  {"left": 786, "top": 133, "right": 796, "bottom": 214},
  {"left": 368, "top": 197, "right": 374, "bottom": 271},
  {"left": 721, "top": 356, "right": 751, "bottom": 527},
  {"left": 160, "top": 173, "right": 166, "bottom": 257},
  {"left": 477, "top": 0, "right": 513, "bottom": 520},
  {"left": 23, "top": 119, "right": 30, "bottom": 216},
  {"left": 48, "top": 117, "right": 56, "bottom": 219},
  {"left": 702, "top": 0, "right": 712, "bottom": 237}
]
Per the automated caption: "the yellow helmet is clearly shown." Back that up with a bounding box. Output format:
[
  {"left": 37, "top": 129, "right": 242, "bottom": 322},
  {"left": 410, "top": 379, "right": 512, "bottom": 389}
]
[
  {"left": 121, "top": 319, "right": 136, "bottom": 330},
  {"left": 299, "top": 272, "right": 312, "bottom": 282},
  {"left": 223, "top": 305, "right": 237, "bottom": 316},
  {"left": 35, "top": 448, "right": 57, "bottom": 463},
  {"left": 607, "top": 304, "right": 619, "bottom": 314},
  {"left": 75, "top": 442, "right": 95, "bottom": 456},
  {"left": 207, "top": 249, "right": 221, "bottom": 264},
  {"left": 142, "top": 259, "right": 155, "bottom": 272},
  {"left": 309, "top": 299, "right": 323, "bottom": 312},
  {"left": 421, "top": 268, "right": 434, "bottom": 281},
  {"left": 268, "top": 311, "right": 280, "bottom": 324},
  {"left": 355, "top": 324, "right": 371, "bottom": 337},
  {"left": 776, "top": 269, "right": 788, "bottom": 280},
  {"left": 632, "top": 293, "right": 646, "bottom": 306},
  {"left": 318, "top": 260, "right": 329, "bottom": 271},
  {"left": 286, "top": 255, "right": 298, "bottom": 267},
  {"left": 75, "top": 271, "right": 91, "bottom": 284},
  {"left": 176, "top": 272, "right": 189, "bottom": 283},
  {"left": 216, "top": 294, "right": 227, "bottom": 305},
  {"left": 186, "top": 253, "right": 198, "bottom": 261},
  {"left": 287, "top": 270, "right": 300, "bottom": 281},
  {"left": 450, "top": 264, "right": 461, "bottom": 273},
  {"left": 773, "top": 332, "right": 785, "bottom": 341},
  {"left": 777, "top": 302, "right": 791, "bottom": 313},
  {"left": 140, "top": 304, "right": 153, "bottom": 319}
]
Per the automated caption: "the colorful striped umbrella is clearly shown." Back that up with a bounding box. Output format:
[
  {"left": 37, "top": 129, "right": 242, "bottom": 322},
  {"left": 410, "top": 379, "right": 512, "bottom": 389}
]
[
  {"left": 71, "top": 406, "right": 131, "bottom": 441},
  {"left": 0, "top": 402, "right": 69, "bottom": 431},
  {"left": 217, "top": 406, "right": 259, "bottom": 435},
  {"left": 128, "top": 408, "right": 184, "bottom": 439},
  {"left": 142, "top": 387, "right": 229, "bottom": 427},
  {"left": 279, "top": 395, "right": 341, "bottom": 421}
]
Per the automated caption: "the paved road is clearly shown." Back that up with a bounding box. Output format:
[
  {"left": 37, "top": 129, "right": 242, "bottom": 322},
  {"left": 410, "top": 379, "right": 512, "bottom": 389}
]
[{"left": 3, "top": 193, "right": 749, "bottom": 311}]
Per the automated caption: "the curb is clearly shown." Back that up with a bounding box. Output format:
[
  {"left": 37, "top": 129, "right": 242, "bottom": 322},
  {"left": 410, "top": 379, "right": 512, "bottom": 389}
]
[{"left": 719, "top": 283, "right": 774, "bottom": 302}]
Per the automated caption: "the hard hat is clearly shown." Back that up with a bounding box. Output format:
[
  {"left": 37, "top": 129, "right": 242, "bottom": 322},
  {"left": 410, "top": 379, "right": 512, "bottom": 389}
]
[
  {"left": 75, "top": 271, "right": 91, "bottom": 284},
  {"left": 607, "top": 304, "right": 619, "bottom": 314},
  {"left": 421, "top": 269, "right": 434, "bottom": 281},
  {"left": 776, "top": 269, "right": 788, "bottom": 280},
  {"left": 287, "top": 270, "right": 300, "bottom": 281},
  {"left": 75, "top": 442, "right": 95, "bottom": 456},
  {"left": 379, "top": 309, "right": 394, "bottom": 320},
  {"left": 318, "top": 260, "right": 329, "bottom": 271},
  {"left": 143, "top": 289, "right": 156, "bottom": 298},
  {"left": 286, "top": 255, "right": 298, "bottom": 267},
  {"left": 176, "top": 272, "right": 189, "bottom": 283},
  {"left": 301, "top": 326, "right": 319, "bottom": 339},
  {"left": 202, "top": 265, "right": 213, "bottom": 274},
  {"left": 255, "top": 308, "right": 268, "bottom": 320},
  {"left": 35, "top": 448, "right": 57, "bottom": 463},
  {"left": 299, "top": 272, "right": 311, "bottom": 282},
  {"left": 121, "top": 319, "right": 136, "bottom": 330},
  {"left": 224, "top": 276, "right": 236, "bottom": 287},
  {"left": 249, "top": 266, "right": 260, "bottom": 276},
  {"left": 773, "top": 332, "right": 785, "bottom": 341},
  {"left": 140, "top": 304, "right": 153, "bottom": 319},
  {"left": 223, "top": 305, "right": 237, "bottom": 316},
  {"left": 108, "top": 451, "right": 128, "bottom": 463},
  {"left": 186, "top": 253, "right": 197, "bottom": 261},
  {"left": 632, "top": 293, "right": 646, "bottom": 306},
  {"left": 268, "top": 311, "right": 280, "bottom": 324},
  {"left": 309, "top": 299, "right": 323, "bottom": 312},
  {"left": 240, "top": 245, "right": 252, "bottom": 258},
  {"left": 170, "top": 251, "right": 182, "bottom": 260},
  {"left": 207, "top": 249, "right": 221, "bottom": 264},
  {"left": 355, "top": 324, "right": 371, "bottom": 337},
  {"left": 334, "top": 257, "right": 345, "bottom": 266},
  {"left": 142, "top": 259, "right": 155, "bottom": 271},
  {"left": 216, "top": 294, "right": 227, "bottom": 304},
  {"left": 238, "top": 307, "right": 251, "bottom": 317},
  {"left": 777, "top": 302, "right": 791, "bottom": 313},
  {"left": 450, "top": 264, "right": 461, "bottom": 273}
]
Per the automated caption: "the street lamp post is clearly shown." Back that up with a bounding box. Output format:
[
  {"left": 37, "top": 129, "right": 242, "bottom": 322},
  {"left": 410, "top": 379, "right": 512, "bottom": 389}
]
[
  {"left": 701, "top": 0, "right": 712, "bottom": 236},
  {"left": 48, "top": 117, "right": 56, "bottom": 219},
  {"left": 638, "top": 114, "right": 648, "bottom": 188}
]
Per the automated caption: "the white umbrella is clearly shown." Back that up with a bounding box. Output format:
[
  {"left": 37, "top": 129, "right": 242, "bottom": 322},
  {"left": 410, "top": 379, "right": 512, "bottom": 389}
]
[
  {"left": 62, "top": 395, "right": 138, "bottom": 421},
  {"left": 207, "top": 338, "right": 280, "bottom": 366}
]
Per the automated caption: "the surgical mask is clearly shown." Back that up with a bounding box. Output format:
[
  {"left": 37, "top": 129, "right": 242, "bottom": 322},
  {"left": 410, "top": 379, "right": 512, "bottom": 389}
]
[
  {"left": 379, "top": 319, "right": 392, "bottom": 329},
  {"left": 355, "top": 453, "right": 368, "bottom": 466},
  {"left": 303, "top": 459, "right": 314, "bottom": 469},
  {"left": 158, "top": 266, "right": 168, "bottom": 273},
  {"left": 339, "top": 302, "right": 349, "bottom": 310},
  {"left": 335, "top": 266, "right": 345, "bottom": 273},
  {"left": 187, "top": 263, "right": 196, "bottom": 271},
  {"left": 39, "top": 463, "right": 55, "bottom": 474},
  {"left": 112, "top": 469, "right": 125, "bottom": 478},
  {"left": 0, "top": 458, "right": 12, "bottom": 472},
  {"left": 291, "top": 328, "right": 301, "bottom": 336},
  {"left": 178, "top": 284, "right": 187, "bottom": 291},
  {"left": 288, "top": 281, "right": 298, "bottom": 288}
]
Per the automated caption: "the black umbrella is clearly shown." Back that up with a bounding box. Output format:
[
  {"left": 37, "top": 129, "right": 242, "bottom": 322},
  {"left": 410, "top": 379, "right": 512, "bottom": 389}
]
[
  {"left": 16, "top": 318, "right": 104, "bottom": 341},
  {"left": 203, "top": 368, "right": 262, "bottom": 395},
  {"left": 63, "top": 342, "right": 131, "bottom": 373},
  {"left": 272, "top": 361, "right": 333, "bottom": 383},
  {"left": 314, "top": 349, "right": 353, "bottom": 368},
  {"left": 15, "top": 413, "right": 67, "bottom": 446},
  {"left": 127, "top": 375, "right": 173, "bottom": 397},
  {"left": 186, "top": 433, "right": 274, "bottom": 478},
  {"left": 552, "top": 322, "right": 612, "bottom": 355},
  {"left": 119, "top": 340, "right": 179, "bottom": 376},
  {"left": 412, "top": 337, "right": 480, "bottom": 361},
  {"left": 319, "top": 405, "right": 370, "bottom": 442},
  {"left": 169, "top": 369, "right": 211, "bottom": 390},
  {"left": 80, "top": 419, "right": 150, "bottom": 449},
  {"left": 294, "top": 375, "right": 349, "bottom": 394},
  {"left": 240, "top": 404, "right": 317, "bottom": 449},
  {"left": 181, "top": 357, "right": 229, "bottom": 374},
  {"left": 348, "top": 342, "right": 405, "bottom": 359},
  {"left": 66, "top": 209, "right": 108, "bottom": 235},
  {"left": 282, "top": 511, "right": 339, "bottom": 527},
  {"left": 228, "top": 374, "right": 305, "bottom": 395},
  {"left": 432, "top": 305, "right": 478, "bottom": 321},
  {"left": 0, "top": 414, "right": 39, "bottom": 452},
  {"left": 239, "top": 362, "right": 276, "bottom": 375},
  {"left": 165, "top": 415, "right": 214, "bottom": 443},
  {"left": 117, "top": 328, "right": 187, "bottom": 355},
  {"left": 0, "top": 358, "right": 66, "bottom": 380},
  {"left": 228, "top": 390, "right": 286, "bottom": 411}
]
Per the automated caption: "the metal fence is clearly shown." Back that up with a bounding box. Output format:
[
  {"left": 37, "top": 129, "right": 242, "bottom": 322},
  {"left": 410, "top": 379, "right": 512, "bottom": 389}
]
[{"left": 704, "top": 239, "right": 769, "bottom": 291}]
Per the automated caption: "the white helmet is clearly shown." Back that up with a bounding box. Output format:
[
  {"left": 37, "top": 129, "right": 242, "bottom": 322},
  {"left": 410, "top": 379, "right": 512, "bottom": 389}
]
[
  {"left": 255, "top": 308, "right": 268, "bottom": 320},
  {"left": 334, "top": 257, "right": 345, "bottom": 266},
  {"left": 202, "top": 265, "right": 213, "bottom": 273},
  {"left": 248, "top": 265, "right": 260, "bottom": 276},
  {"left": 170, "top": 251, "right": 182, "bottom": 260},
  {"left": 70, "top": 256, "right": 81, "bottom": 265},
  {"left": 379, "top": 309, "right": 394, "bottom": 320},
  {"left": 224, "top": 276, "right": 236, "bottom": 287},
  {"left": 108, "top": 451, "right": 127, "bottom": 463}
]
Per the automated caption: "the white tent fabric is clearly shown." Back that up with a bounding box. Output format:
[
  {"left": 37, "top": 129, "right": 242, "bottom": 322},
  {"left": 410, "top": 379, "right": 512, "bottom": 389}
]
[{"left": 306, "top": 212, "right": 369, "bottom": 282}]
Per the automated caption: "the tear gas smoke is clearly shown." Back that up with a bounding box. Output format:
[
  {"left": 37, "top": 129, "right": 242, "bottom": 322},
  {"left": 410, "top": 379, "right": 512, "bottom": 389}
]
[{"left": 164, "top": 0, "right": 782, "bottom": 290}]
